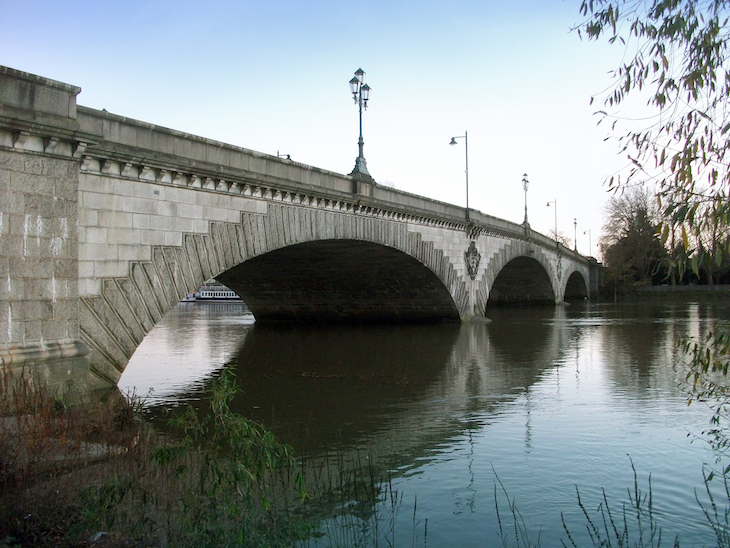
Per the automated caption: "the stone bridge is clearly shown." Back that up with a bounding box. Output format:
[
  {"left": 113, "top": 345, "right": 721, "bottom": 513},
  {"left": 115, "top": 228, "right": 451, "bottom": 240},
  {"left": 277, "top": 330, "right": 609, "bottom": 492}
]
[{"left": 0, "top": 66, "right": 600, "bottom": 392}]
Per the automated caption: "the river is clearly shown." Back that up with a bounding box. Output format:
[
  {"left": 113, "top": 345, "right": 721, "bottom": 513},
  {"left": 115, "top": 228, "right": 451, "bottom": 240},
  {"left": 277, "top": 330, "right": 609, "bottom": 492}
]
[{"left": 119, "top": 298, "right": 730, "bottom": 547}]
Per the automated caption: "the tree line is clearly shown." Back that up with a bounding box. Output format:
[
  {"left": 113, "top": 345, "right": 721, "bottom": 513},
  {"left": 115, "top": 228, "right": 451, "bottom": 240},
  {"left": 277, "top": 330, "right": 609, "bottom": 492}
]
[{"left": 599, "top": 185, "right": 730, "bottom": 293}]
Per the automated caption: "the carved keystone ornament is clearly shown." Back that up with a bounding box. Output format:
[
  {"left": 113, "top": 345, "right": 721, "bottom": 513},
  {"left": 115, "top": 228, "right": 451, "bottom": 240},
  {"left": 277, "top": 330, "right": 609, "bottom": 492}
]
[{"left": 464, "top": 241, "right": 481, "bottom": 280}]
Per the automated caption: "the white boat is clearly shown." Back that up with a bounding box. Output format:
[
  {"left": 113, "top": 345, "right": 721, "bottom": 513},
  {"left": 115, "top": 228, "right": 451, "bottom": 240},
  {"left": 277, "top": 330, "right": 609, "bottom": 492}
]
[
  {"left": 195, "top": 287, "right": 242, "bottom": 301},
  {"left": 181, "top": 281, "right": 243, "bottom": 302}
]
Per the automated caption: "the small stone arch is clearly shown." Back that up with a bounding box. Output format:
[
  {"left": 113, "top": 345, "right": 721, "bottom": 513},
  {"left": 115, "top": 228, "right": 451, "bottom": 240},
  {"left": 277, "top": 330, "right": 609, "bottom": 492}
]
[
  {"left": 488, "top": 256, "right": 555, "bottom": 307},
  {"left": 478, "top": 241, "right": 557, "bottom": 313},
  {"left": 563, "top": 270, "right": 589, "bottom": 302}
]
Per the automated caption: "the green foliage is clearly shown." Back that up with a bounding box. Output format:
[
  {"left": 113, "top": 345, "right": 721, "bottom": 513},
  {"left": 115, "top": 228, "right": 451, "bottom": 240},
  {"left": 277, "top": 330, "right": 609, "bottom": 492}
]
[
  {"left": 697, "top": 467, "right": 730, "bottom": 545},
  {"left": 578, "top": 0, "right": 730, "bottom": 284},
  {"left": 578, "top": 0, "right": 730, "bottom": 200},
  {"left": 684, "top": 328, "right": 730, "bottom": 456},
  {"left": 160, "top": 370, "right": 298, "bottom": 494},
  {"left": 76, "top": 369, "right": 308, "bottom": 547}
]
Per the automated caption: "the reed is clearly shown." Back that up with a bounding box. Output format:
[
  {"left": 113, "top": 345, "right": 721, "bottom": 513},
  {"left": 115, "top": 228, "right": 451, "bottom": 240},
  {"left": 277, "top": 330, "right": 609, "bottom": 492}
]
[
  {"left": 295, "top": 450, "right": 417, "bottom": 548},
  {"left": 560, "top": 462, "right": 678, "bottom": 548},
  {"left": 0, "top": 368, "right": 142, "bottom": 546},
  {"left": 0, "top": 369, "right": 311, "bottom": 547}
]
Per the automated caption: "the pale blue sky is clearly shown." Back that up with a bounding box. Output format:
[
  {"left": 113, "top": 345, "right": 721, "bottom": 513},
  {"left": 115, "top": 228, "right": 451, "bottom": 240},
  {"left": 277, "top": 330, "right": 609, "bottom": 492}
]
[{"left": 0, "top": 0, "right": 634, "bottom": 256}]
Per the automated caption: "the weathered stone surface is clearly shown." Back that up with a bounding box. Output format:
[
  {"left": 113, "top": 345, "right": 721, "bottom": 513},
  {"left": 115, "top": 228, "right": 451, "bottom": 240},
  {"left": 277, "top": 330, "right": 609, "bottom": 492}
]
[
  {"left": 0, "top": 66, "right": 81, "bottom": 130},
  {"left": 130, "top": 262, "right": 163, "bottom": 323}
]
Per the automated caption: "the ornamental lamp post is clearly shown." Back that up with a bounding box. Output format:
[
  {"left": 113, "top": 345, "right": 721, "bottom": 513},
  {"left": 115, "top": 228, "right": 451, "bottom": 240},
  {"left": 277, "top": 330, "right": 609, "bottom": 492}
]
[
  {"left": 574, "top": 218, "right": 577, "bottom": 251},
  {"left": 522, "top": 173, "right": 529, "bottom": 226},
  {"left": 449, "top": 131, "right": 469, "bottom": 220},
  {"left": 349, "top": 68, "right": 373, "bottom": 181}
]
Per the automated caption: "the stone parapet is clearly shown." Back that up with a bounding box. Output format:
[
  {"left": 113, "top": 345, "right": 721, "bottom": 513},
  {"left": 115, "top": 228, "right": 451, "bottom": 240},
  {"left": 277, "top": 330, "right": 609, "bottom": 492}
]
[{"left": 0, "top": 66, "right": 80, "bottom": 130}]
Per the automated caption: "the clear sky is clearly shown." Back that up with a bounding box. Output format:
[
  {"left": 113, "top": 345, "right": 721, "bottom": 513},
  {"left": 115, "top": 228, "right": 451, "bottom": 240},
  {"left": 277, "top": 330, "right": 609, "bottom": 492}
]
[{"left": 0, "top": 0, "right": 634, "bottom": 257}]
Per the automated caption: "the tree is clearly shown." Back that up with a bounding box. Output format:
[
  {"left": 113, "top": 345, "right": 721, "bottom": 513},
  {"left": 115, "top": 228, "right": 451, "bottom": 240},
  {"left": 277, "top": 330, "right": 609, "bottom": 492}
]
[
  {"left": 547, "top": 229, "right": 573, "bottom": 248},
  {"left": 600, "top": 187, "right": 668, "bottom": 288},
  {"left": 685, "top": 198, "right": 730, "bottom": 284}
]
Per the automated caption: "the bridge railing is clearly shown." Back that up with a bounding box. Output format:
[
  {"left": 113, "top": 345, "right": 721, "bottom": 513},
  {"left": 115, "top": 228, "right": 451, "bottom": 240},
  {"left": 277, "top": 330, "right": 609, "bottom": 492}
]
[
  {"left": 368, "top": 184, "right": 586, "bottom": 263},
  {"left": 74, "top": 105, "right": 587, "bottom": 265}
]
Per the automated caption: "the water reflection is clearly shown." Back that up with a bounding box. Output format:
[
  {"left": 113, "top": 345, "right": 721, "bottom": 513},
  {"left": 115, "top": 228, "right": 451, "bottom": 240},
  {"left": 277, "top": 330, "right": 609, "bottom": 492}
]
[
  {"left": 119, "top": 299, "right": 730, "bottom": 546},
  {"left": 122, "top": 301, "right": 717, "bottom": 460},
  {"left": 226, "top": 323, "right": 461, "bottom": 450},
  {"left": 120, "top": 302, "right": 254, "bottom": 403},
  {"left": 144, "top": 310, "right": 570, "bottom": 459}
]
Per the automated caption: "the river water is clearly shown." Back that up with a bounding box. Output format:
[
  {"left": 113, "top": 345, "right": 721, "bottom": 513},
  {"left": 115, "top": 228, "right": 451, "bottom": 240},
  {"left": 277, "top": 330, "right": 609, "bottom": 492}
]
[{"left": 119, "top": 298, "right": 730, "bottom": 547}]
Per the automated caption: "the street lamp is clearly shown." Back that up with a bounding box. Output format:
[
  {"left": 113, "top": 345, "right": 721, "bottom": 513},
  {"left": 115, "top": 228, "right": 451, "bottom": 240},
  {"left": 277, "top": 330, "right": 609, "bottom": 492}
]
[
  {"left": 449, "top": 131, "right": 469, "bottom": 220},
  {"left": 522, "top": 173, "right": 529, "bottom": 226},
  {"left": 546, "top": 199, "right": 558, "bottom": 248},
  {"left": 574, "top": 218, "right": 577, "bottom": 251},
  {"left": 349, "top": 68, "right": 372, "bottom": 180}
]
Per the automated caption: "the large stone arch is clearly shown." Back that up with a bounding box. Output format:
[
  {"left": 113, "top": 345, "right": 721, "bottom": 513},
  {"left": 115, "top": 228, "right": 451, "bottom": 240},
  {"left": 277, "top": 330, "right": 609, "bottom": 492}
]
[
  {"left": 217, "top": 240, "right": 461, "bottom": 323},
  {"left": 79, "top": 203, "right": 468, "bottom": 385},
  {"left": 477, "top": 240, "right": 558, "bottom": 313}
]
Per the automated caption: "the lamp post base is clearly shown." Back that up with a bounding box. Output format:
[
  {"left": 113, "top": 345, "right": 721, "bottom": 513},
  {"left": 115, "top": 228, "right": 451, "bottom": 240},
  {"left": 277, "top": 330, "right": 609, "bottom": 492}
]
[
  {"left": 349, "top": 157, "right": 375, "bottom": 195},
  {"left": 349, "top": 156, "right": 373, "bottom": 179}
]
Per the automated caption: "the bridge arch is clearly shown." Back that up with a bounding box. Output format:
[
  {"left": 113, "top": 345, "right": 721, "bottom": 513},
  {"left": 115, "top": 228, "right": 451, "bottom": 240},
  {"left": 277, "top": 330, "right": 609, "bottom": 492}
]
[
  {"left": 478, "top": 241, "right": 558, "bottom": 312},
  {"left": 563, "top": 270, "right": 589, "bottom": 302},
  {"left": 487, "top": 256, "right": 555, "bottom": 306},
  {"left": 217, "top": 239, "right": 461, "bottom": 323},
  {"left": 79, "top": 204, "right": 468, "bottom": 384}
]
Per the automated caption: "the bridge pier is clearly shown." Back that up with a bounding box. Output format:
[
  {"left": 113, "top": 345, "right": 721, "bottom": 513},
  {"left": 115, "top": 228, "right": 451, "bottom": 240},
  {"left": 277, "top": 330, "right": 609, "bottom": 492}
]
[{"left": 0, "top": 67, "right": 110, "bottom": 394}]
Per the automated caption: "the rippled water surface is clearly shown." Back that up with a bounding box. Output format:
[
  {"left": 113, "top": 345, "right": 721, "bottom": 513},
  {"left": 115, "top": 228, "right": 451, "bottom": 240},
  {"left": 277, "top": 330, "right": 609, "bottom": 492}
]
[{"left": 120, "top": 299, "right": 730, "bottom": 546}]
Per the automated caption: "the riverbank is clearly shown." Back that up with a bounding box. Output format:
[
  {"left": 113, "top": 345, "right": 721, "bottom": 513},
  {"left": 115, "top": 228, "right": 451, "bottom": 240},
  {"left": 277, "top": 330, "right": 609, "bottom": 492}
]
[
  {"left": 598, "top": 283, "right": 730, "bottom": 302},
  {"left": 635, "top": 284, "right": 730, "bottom": 295}
]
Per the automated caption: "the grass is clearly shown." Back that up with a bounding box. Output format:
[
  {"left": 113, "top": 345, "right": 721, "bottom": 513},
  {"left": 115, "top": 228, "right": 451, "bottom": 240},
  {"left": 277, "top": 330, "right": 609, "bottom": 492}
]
[
  {"left": 0, "top": 368, "right": 310, "bottom": 547},
  {"left": 560, "top": 461, "right": 679, "bottom": 548},
  {"left": 0, "top": 368, "right": 144, "bottom": 547}
]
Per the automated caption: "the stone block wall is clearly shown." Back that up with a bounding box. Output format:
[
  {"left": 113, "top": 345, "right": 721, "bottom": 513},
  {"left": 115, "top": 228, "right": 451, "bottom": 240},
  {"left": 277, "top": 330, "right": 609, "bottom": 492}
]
[
  {"left": 0, "top": 146, "right": 80, "bottom": 343},
  {"left": 77, "top": 168, "right": 267, "bottom": 297}
]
